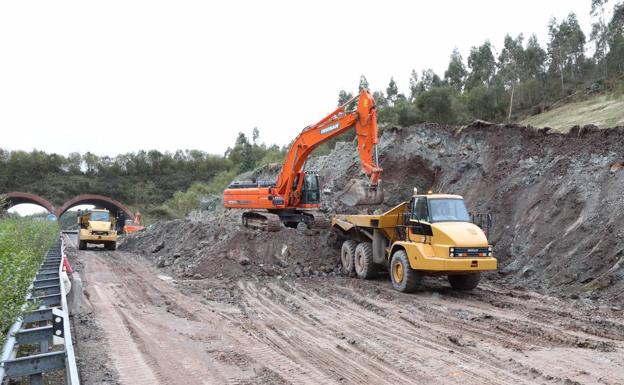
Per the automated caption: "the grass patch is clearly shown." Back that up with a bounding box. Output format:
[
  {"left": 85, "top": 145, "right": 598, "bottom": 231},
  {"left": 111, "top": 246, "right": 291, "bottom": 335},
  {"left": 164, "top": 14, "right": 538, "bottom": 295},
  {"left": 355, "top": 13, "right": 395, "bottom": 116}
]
[
  {"left": 0, "top": 217, "right": 58, "bottom": 346},
  {"left": 521, "top": 94, "right": 624, "bottom": 132}
]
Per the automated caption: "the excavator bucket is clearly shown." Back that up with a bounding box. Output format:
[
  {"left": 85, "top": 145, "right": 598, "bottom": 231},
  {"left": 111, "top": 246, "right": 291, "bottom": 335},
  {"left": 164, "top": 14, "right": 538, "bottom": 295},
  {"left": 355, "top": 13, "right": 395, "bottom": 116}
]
[
  {"left": 338, "top": 179, "right": 385, "bottom": 206},
  {"left": 356, "top": 187, "right": 385, "bottom": 206}
]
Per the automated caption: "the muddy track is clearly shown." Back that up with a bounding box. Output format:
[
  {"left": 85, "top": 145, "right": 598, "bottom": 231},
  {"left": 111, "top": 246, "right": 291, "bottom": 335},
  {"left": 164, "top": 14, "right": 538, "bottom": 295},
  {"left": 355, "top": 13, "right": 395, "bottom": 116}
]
[{"left": 71, "top": 240, "right": 624, "bottom": 385}]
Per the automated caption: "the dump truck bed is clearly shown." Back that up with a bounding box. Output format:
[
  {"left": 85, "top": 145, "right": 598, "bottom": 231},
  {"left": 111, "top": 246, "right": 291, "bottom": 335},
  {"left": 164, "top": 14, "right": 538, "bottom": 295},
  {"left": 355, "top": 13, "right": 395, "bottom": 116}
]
[{"left": 332, "top": 202, "right": 408, "bottom": 242}]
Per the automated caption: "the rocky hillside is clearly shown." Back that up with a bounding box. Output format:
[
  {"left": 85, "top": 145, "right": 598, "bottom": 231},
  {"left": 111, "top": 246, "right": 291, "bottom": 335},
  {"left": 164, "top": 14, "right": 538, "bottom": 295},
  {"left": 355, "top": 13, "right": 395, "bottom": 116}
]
[{"left": 122, "top": 122, "right": 624, "bottom": 304}]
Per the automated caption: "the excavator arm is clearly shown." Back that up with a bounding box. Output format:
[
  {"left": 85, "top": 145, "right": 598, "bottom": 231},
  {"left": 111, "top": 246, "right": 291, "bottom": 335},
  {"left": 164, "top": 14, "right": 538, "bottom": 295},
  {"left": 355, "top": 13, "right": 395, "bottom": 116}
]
[{"left": 274, "top": 88, "right": 383, "bottom": 206}]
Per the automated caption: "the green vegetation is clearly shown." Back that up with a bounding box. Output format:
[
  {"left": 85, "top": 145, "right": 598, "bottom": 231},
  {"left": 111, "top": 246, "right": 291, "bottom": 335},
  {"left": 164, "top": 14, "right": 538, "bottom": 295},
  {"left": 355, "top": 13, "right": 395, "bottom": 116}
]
[
  {"left": 0, "top": 129, "right": 286, "bottom": 221},
  {"left": 153, "top": 170, "right": 239, "bottom": 218},
  {"left": 0, "top": 198, "right": 59, "bottom": 345},
  {"left": 521, "top": 93, "right": 624, "bottom": 130},
  {"left": 340, "top": 0, "right": 624, "bottom": 127}
]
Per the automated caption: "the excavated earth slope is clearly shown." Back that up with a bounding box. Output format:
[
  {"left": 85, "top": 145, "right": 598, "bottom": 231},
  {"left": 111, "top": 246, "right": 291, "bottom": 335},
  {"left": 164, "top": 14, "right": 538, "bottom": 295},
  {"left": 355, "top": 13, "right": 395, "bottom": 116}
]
[{"left": 122, "top": 122, "right": 624, "bottom": 304}]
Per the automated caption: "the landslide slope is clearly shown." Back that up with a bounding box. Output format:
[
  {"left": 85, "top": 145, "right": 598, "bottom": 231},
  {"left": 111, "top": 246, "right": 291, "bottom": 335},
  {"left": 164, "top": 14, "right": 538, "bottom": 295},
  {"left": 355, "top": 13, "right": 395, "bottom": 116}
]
[
  {"left": 123, "top": 123, "right": 624, "bottom": 303},
  {"left": 309, "top": 122, "right": 624, "bottom": 301}
]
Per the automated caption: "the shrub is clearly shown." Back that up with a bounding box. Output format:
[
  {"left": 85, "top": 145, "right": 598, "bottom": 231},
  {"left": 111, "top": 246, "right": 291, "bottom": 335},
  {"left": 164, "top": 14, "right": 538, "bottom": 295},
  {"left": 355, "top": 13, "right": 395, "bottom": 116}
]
[
  {"left": 0, "top": 217, "right": 58, "bottom": 345},
  {"left": 613, "top": 80, "right": 624, "bottom": 97},
  {"left": 416, "top": 86, "right": 459, "bottom": 124}
]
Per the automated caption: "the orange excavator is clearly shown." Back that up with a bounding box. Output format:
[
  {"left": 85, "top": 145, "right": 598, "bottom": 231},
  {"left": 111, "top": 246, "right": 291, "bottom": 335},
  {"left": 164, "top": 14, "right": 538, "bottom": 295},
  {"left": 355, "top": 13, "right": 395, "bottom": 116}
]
[{"left": 223, "top": 89, "right": 383, "bottom": 231}]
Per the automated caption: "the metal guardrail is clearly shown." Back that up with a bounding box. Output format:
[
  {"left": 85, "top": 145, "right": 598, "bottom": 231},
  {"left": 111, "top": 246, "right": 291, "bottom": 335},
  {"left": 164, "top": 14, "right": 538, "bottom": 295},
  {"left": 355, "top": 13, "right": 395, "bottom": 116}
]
[{"left": 0, "top": 236, "right": 80, "bottom": 385}]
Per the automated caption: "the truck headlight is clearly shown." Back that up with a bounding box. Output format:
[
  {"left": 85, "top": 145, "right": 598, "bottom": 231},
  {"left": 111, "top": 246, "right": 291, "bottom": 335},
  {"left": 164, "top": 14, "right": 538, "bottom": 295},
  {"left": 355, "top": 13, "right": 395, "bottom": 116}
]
[
  {"left": 449, "top": 247, "right": 455, "bottom": 257},
  {"left": 488, "top": 246, "right": 493, "bottom": 257}
]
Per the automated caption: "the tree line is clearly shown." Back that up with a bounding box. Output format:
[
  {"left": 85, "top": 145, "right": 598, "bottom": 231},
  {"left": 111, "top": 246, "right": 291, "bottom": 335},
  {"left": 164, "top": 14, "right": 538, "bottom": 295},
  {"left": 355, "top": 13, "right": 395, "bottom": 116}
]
[
  {"left": 338, "top": 0, "right": 624, "bottom": 126},
  {"left": 0, "top": 129, "right": 285, "bottom": 220}
]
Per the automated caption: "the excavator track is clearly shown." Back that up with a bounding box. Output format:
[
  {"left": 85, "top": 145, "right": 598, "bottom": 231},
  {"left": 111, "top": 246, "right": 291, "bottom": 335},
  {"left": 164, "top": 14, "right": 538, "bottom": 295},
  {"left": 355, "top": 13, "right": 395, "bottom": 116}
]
[
  {"left": 242, "top": 211, "right": 282, "bottom": 232},
  {"left": 307, "top": 211, "right": 330, "bottom": 229}
]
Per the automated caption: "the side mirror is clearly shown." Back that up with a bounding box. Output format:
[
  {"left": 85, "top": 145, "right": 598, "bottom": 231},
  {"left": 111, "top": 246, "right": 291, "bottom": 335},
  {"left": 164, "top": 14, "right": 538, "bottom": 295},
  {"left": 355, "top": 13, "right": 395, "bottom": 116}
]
[
  {"left": 409, "top": 221, "right": 422, "bottom": 232},
  {"left": 409, "top": 220, "right": 433, "bottom": 236}
]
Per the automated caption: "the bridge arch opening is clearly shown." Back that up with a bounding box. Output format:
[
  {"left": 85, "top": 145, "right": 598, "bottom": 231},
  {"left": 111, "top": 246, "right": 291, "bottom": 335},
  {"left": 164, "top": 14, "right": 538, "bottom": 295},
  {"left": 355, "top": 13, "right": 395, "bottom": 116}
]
[
  {"left": 56, "top": 194, "right": 135, "bottom": 231},
  {"left": 2, "top": 192, "right": 56, "bottom": 217},
  {"left": 7, "top": 203, "right": 54, "bottom": 218}
]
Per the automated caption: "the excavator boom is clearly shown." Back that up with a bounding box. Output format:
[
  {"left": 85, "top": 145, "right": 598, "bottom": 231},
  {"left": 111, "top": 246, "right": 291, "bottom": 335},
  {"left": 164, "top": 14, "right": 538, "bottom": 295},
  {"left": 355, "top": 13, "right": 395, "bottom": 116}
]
[{"left": 275, "top": 89, "right": 382, "bottom": 206}]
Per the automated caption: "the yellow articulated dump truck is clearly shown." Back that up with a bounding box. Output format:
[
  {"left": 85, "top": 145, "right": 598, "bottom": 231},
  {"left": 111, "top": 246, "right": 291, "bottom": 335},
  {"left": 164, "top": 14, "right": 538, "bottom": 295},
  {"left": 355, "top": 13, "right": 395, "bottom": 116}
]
[
  {"left": 77, "top": 209, "right": 118, "bottom": 251},
  {"left": 332, "top": 191, "right": 497, "bottom": 292}
]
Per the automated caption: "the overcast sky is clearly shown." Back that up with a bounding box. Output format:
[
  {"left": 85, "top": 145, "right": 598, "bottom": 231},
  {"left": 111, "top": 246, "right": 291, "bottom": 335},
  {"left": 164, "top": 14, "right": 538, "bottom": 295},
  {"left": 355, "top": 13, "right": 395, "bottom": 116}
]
[{"left": 1, "top": 0, "right": 592, "bottom": 157}]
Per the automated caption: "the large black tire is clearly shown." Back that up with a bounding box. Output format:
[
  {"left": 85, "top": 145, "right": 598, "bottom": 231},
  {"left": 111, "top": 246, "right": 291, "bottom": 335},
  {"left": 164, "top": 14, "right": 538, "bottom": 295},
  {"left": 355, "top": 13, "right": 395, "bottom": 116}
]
[
  {"left": 354, "top": 242, "right": 377, "bottom": 279},
  {"left": 78, "top": 240, "right": 87, "bottom": 250},
  {"left": 390, "top": 250, "right": 422, "bottom": 293},
  {"left": 448, "top": 272, "right": 481, "bottom": 291},
  {"left": 105, "top": 241, "right": 117, "bottom": 251},
  {"left": 340, "top": 240, "right": 357, "bottom": 275}
]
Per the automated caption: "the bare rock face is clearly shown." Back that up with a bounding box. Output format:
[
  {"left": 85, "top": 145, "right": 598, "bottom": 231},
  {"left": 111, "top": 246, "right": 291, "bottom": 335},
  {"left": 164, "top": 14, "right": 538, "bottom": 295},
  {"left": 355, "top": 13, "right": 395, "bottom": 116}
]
[
  {"left": 610, "top": 161, "right": 624, "bottom": 173},
  {"left": 151, "top": 241, "right": 165, "bottom": 253}
]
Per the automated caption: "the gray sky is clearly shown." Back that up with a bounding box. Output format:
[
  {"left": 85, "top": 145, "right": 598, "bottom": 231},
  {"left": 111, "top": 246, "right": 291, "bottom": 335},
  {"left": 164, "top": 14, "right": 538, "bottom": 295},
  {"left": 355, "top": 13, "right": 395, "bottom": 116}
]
[{"left": 1, "top": 0, "right": 592, "bottom": 157}]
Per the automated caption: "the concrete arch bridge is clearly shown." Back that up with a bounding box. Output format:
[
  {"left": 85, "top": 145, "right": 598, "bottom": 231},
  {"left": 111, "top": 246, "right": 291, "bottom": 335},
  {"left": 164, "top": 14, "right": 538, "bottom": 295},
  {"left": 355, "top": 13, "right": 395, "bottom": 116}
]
[{"left": 2, "top": 192, "right": 138, "bottom": 228}]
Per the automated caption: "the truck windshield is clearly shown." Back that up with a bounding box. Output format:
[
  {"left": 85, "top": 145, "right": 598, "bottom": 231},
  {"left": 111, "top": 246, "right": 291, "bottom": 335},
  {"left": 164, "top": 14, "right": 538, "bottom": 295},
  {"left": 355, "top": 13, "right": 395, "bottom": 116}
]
[
  {"left": 429, "top": 199, "right": 470, "bottom": 223},
  {"left": 90, "top": 212, "right": 109, "bottom": 221}
]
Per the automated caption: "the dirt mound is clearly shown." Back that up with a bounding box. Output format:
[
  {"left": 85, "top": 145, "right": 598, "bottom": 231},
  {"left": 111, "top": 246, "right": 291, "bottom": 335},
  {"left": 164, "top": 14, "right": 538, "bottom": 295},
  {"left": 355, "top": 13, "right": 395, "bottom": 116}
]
[
  {"left": 120, "top": 208, "right": 339, "bottom": 281},
  {"left": 122, "top": 122, "right": 624, "bottom": 304}
]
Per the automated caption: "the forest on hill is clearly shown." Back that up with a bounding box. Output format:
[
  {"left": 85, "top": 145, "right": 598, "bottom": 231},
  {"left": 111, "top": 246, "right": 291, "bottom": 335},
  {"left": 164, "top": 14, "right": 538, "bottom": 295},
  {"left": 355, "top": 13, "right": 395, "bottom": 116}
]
[{"left": 345, "top": 0, "right": 624, "bottom": 126}]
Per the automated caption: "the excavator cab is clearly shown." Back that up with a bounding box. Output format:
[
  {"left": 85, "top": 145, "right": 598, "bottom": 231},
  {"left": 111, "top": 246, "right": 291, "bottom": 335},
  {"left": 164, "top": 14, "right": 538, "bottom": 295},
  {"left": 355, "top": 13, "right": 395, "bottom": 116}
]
[{"left": 295, "top": 173, "right": 321, "bottom": 204}]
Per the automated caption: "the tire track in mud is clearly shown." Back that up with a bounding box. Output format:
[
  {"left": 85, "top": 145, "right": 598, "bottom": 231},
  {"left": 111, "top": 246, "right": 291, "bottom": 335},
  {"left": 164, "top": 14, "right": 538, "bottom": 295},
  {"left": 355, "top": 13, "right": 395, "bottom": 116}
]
[
  {"left": 276, "top": 278, "right": 624, "bottom": 385},
  {"left": 263, "top": 283, "right": 443, "bottom": 382},
  {"left": 82, "top": 250, "right": 267, "bottom": 385},
  {"left": 257, "top": 281, "right": 527, "bottom": 385},
  {"left": 99, "top": 253, "right": 298, "bottom": 385},
  {"left": 339, "top": 278, "right": 624, "bottom": 350},
  {"left": 76, "top": 243, "right": 624, "bottom": 385},
  {"left": 86, "top": 258, "right": 163, "bottom": 385},
  {"left": 238, "top": 281, "right": 418, "bottom": 384}
]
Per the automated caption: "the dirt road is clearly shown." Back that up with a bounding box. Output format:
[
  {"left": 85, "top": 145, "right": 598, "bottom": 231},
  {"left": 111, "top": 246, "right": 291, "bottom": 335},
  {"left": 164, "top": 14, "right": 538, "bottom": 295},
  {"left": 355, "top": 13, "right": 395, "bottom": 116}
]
[{"left": 68, "top": 238, "right": 624, "bottom": 385}]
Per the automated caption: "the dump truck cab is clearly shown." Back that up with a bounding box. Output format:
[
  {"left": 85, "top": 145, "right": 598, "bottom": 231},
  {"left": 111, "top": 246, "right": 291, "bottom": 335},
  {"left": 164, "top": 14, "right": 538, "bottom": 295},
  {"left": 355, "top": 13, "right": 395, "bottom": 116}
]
[
  {"left": 332, "top": 192, "right": 497, "bottom": 292},
  {"left": 78, "top": 209, "right": 118, "bottom": 251}
]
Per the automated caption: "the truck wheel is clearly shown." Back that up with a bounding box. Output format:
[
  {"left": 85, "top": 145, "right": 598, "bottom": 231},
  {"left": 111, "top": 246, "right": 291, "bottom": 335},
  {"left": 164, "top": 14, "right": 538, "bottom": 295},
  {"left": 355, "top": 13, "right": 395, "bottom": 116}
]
[
  {"left": 79, "top": 240, "right": 87, "bottom": 250},
  {"left": 390, "top": 250, "right": 422, "bottom": 293},
  {"left": 106, "top": 241, "right": 117, "bottom": 251},
  {"left": 354, "top": 242, "right": 377, "bottom": 279},
  {"left": 448, "top": 273, "right": 481, "bottom": 291},
  {"left": 340, "top": 240, "right": 357, "bottom": 275}
]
